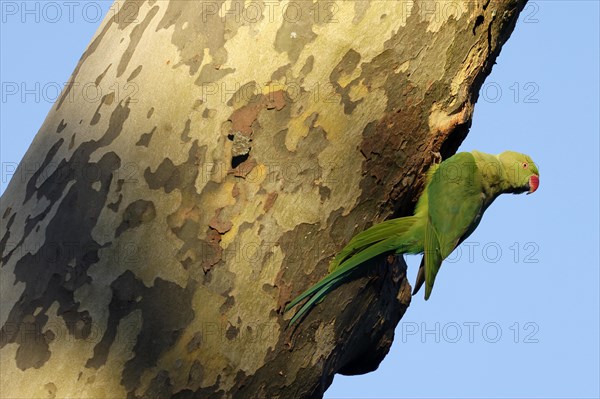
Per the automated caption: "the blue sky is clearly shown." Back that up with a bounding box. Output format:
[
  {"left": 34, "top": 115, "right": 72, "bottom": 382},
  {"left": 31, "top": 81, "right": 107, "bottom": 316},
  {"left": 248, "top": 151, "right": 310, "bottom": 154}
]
[{"left": 1, "top": 1, "right": 598, "bottom": 398}]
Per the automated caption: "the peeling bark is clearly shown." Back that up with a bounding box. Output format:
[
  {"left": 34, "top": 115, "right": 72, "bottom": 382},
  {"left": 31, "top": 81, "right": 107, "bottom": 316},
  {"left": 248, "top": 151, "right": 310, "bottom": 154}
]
[{"left": 0, "top": 1, "right": 527, "bottom": 398}]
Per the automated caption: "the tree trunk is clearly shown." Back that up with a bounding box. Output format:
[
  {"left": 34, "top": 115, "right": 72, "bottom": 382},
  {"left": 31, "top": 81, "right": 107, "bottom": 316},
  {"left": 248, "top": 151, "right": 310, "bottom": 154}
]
[{"left": 0, "top": 0, "right": 527, "bottom": 397}]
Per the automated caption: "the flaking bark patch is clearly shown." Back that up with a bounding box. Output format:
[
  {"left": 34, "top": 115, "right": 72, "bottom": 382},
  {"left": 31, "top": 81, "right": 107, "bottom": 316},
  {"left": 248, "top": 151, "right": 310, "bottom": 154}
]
[
  {"left": 2, "top": 101, "right": 129, "bottom": 371},
  {"left": 86, "top": 270, "right": 195, "bottom": 394},
  {"left": 136, "top": 126, "right": 156, "bottom": 147},
  {"left": 115, "top": 199, "right": 156, "bottom": 238}
]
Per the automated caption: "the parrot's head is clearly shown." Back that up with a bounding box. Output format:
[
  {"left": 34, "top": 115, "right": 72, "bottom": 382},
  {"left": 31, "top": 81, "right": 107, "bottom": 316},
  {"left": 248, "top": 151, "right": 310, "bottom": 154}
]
[{"left": 498, "top": 151, "right": 539, "bottom": 195}]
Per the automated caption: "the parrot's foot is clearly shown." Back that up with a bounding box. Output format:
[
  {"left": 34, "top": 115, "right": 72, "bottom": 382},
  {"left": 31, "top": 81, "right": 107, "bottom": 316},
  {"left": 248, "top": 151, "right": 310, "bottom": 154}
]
[{"left": 431, "top": 151, "right": 442, "bottom": 164}]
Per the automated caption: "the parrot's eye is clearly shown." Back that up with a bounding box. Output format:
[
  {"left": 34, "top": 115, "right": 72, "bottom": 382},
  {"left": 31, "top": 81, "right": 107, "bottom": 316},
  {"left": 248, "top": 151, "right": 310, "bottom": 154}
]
[{"left": 521, "top": 162, "right": 528, "bottom": 169}]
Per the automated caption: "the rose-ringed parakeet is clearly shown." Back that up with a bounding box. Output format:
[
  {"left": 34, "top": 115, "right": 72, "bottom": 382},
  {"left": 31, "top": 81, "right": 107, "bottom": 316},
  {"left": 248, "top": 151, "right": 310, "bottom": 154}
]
[{"left": 285, "top": 150, "right": 539, "bottom": 325}]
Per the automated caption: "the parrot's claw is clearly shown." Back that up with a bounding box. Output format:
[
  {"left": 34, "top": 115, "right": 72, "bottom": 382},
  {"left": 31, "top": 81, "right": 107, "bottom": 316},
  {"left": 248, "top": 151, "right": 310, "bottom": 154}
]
[{"left": 431, "top": 151, "right": 442, "bottom": 164}]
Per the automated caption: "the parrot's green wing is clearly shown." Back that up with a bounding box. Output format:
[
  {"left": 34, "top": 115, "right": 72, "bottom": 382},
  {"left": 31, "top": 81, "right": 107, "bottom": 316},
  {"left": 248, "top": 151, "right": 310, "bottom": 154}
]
[{"left": 422, "top": 152, "right": 484, "bottom": 299}]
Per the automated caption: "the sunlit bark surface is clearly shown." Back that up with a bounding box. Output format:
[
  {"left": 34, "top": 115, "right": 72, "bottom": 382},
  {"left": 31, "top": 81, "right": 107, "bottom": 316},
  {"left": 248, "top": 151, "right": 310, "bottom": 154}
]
[{"left": 1, "top": 1, "right": 527, "bottom": 397}]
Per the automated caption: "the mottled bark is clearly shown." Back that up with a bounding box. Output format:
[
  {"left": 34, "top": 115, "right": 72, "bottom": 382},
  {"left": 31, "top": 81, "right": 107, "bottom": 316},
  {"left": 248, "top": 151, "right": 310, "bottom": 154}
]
[{"left": 0, "top": 0, "right": 527, "bottom": 398}]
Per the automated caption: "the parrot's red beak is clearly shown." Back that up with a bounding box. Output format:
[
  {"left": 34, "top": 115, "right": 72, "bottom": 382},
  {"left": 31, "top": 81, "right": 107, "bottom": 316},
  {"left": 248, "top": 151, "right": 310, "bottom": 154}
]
[{"left": 528, "top": 175, "right": 539, "bottom": 194}]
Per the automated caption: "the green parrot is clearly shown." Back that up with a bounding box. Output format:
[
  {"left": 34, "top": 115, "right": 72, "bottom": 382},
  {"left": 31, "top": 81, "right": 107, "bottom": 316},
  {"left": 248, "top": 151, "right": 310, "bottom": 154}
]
[{"left": 285, "top": 150, "right": 539, "bottom": 325}]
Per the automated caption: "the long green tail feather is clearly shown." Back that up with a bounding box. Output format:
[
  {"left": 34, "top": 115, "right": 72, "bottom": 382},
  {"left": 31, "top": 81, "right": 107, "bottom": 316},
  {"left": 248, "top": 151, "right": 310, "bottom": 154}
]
[
  {"left": 288, "top": 279, "right": 341, "bottom": 325},
  {"left": 284, "top": 264, "right": 353, "bottom": 314},
  {"left": 329, "top": 217, "right": 417, "bottom": 272},
  {"left": 285, "top": 233, "right": 413, "bottom": 325}
]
